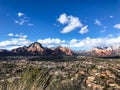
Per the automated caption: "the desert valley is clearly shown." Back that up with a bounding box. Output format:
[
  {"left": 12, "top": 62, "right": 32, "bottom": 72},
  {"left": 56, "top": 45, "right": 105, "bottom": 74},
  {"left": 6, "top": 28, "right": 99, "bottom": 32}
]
[
  {"left": 0, "top": 42, "right": 120, "bottom": 90},
  {"left": 1, "top": 0, "right": 120, "bottom": 90}
]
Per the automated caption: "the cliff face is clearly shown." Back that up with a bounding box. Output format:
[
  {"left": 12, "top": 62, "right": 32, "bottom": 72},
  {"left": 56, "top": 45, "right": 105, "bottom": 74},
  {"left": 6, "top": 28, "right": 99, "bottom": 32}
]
[
  {"left": 57, "top": 46, "right": 73, "bottom": 55},
  {"left": 27, "top": 42, "right": 45, "bottom": 53},
  {"left": 49, "top": 46, "right": 73, "bottom": 56},
  {"left": 92, "top": 48, "right": 112, "bottom": 56}
]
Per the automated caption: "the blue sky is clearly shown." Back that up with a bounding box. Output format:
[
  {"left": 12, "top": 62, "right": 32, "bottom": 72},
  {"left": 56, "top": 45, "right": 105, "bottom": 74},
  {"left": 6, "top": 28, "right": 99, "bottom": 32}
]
[{"left": 0, "top": 0, "right": 120, "bottom": 50}]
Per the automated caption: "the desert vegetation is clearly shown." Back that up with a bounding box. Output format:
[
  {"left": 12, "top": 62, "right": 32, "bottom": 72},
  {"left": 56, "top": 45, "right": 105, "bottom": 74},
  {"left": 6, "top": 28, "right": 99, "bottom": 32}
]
[{"left": 0, "top": 56, "right": 120, "bottom": 90}]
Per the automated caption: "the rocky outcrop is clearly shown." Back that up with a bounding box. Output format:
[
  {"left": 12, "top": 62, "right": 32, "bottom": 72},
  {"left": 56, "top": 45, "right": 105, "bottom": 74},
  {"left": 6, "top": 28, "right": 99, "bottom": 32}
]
[
  {"left": 27, "top": 42, "right": 45, "bottom": 53},
  {"left": 56, "top": 46, "right": 73, "bottom": 55},
  {"left": 49, "top": 46, "right": 73, "bottom": 56},
  {"left": 92, "top": 48, "right": 112, "bottom": 56}
]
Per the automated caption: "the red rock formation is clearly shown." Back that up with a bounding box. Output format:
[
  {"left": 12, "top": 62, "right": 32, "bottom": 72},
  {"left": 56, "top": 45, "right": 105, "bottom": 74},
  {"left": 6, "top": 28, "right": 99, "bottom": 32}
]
[
  {"left": 92, "top": 45, "right": 120, "bottom": 57},
  {"left": 58, "top": 46, "right": 73, "bottom": 56},
  {"left": 11, "top": 42, "right": 73, "bottom": 56},
  {"left": 27, "top": 42, "right": 45, "bottom": 53}
]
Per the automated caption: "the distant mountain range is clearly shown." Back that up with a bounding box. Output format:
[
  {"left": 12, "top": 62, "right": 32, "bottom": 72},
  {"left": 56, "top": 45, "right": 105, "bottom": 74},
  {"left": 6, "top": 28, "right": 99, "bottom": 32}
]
[
  {"left": 0, "top": 42, "right": 73, "bottom": 56},
  {"left": 73, "top": 44, "right": 120, "bottom": 57},
  {"left": 0, "top": 42, "right": 120, "bottom": 57},
  {"left": 91, "top": 45, "right": 120, "bottom": 57}
]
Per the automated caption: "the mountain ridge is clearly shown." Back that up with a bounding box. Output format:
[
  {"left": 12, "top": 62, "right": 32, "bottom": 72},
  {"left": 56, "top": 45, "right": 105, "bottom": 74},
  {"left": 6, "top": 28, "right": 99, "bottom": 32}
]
[
  {"left": 0, "top": 42, "right": 73, "bottom": 56},
  {"left": 0, "top": 42, "right": 120, "bottom": 57},
  {"left": 73, "top": 45, "right": 120, "bottom": 57}
]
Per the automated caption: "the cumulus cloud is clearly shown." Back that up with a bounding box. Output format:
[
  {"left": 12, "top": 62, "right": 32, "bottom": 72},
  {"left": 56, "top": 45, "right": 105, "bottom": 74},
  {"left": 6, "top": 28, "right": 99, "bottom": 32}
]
[
  {"left": 8, "top": 33, "right": 14, "bottom": 36},
  {"left": 79, "top": 25, "right": 88, "bottom": 34},
  {"left": 69, "top": 36, "right": 120, "bottom": 50},
  {"left": 57, "top": 13, "right": 69, "bottom": 24},
  {"left": 57, "top": 13, "right": 83, "bottom": 33},
  {"left": 114, "top": 24, "right": 120, "bottom": 29},
  {"left": 1, "top": 34, "right": 120, "bottom": 50},
  {"left": 95, "top": 19, "right": 102, "bottom": 26},
  {"left": 37, "top": 35, "right": 120, "bottom": 50},
  {"left": 70, "top": 39, "right": 78, "bottom": 44},
  {"left": 15, "top": 12, "right": 33, "bottom": 26},
  {"left": 0, "top": 33, "right": 31, "bottom": 50},
  {"left": 37, "top": 38, "right": 66, "bottom": 47}
]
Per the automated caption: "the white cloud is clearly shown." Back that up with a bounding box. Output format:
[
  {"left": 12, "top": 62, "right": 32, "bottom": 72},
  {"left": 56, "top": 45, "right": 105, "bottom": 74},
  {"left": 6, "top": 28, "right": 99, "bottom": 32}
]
[
  {"left": 69, "top": 36, "right": 120, "bottom": 50},
  {"left": 8, "top": 33, "right": 14, "bottom": 36},
  {"left": 2, "top": 34, "right": 120, "bottom": 50},
  {"left": 69, "top": 37, "right": 104, "bottom": 49},
  {"left": 94, "top": 19, "right": 107, "bottom": 33},
  {"left": 15, "top": 12, "right": 33, "bottom": 26},
  {"left": 114, "top": 24, "right": 120, "bottom": 29},
  {"left": 17, "top": 12, "right": 24, "bottom": 17},
  {"left": 57, "top": 13, "right": 69, "bottom": 24},
  {"left": 8, "top": 33, "right": 27, "bottom": 39},
  {"left": 38, "top": 38, "right": 66, "bottom": 47},
  {"left": 37, "top": 35, "right": 120, "bottom": 50},
  {"left": 95, "top": 19, "right": 102, "bottom": 26},
  {"left": 70, "top": 39, "right": 78, "bottom": 44},
  {"left": 109, "top": 16, "right": 113, "bottom": 18},
  {"left": 62, "top": 16, "right": 83, "bottom": 33},
  {"left": 0, "top": 33, "right": 31, "bottom": 50},
  {"left": 57, "top": 13, "right": 83, "bottom": 33},
  {"left": 79, "top": 25, "right": 88, "bottom": 34}
]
